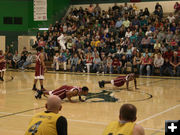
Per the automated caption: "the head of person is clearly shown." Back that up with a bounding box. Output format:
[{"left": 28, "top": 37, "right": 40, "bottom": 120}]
[
  {"left": 157, "top": 53, "right": 161, "bottom": 58},
  {"left": 81, "top": 86, "right": 89, "bottom": 96},
  {"left": 119, "top": 104, "right": 137, "bottom": 122},
  {"left": 36, "top": 46, "right": 43, "bottom": 52},
  {"left": 45, "top": 95, "right": 62, "bottom": 114}
]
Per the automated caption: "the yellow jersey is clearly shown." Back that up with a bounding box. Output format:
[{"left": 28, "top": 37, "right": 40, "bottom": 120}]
[
  {"left": 25, "top": 112, "right": 61, "bottom": 135},
  {"left": 102, "top": 121, "right": 135, "bottom": 135}
]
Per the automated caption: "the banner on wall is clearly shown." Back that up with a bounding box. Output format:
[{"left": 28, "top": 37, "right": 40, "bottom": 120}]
[{"left": 34, "top": 0, "right": 47, "bottom": 21}]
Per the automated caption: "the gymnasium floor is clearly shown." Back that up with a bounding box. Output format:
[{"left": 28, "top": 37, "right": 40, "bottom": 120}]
[{"left": 0, "top": 71, "right": 180, "bottom": 135}]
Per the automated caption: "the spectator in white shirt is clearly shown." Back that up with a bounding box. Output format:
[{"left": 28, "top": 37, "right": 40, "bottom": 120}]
[{"left": 152, "top": 53, "right": 164, "bottom": 75}]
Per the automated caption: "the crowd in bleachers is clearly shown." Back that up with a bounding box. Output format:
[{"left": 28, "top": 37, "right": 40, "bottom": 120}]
[{"left": 34, "top": 2, "right": 180, "bottom": 76}]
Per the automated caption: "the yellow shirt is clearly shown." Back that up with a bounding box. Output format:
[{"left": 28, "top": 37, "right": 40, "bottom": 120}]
[
  {"left": 95, "top": 40, "right": 100, "bottom": 47},
  {"left": 91, "top": 41, "right": 96, "bottom": 47},
  {"left": 25, "top": 112, "right": 61, "bottom": 135},
  {"left": 103, "top": 121, "right": 135, "bottom": 135}
]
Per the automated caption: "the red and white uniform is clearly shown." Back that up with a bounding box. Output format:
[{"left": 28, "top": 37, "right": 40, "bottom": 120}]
[
  {"left": 0, "top": 55, "right": 6, "bottom": 72},
  {"left": 49, "top": 85, "right": 82, "bottom": 99},
  {"left": 111, "top": 76, "right": 128, "bottom": 87},
  {"left": 35, "top": 52, "right": 44, "bottom": 79}
]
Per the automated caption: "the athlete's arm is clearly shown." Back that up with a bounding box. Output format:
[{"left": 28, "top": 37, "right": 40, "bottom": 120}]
[
  {"left": 126, "top": 81, "right": 129, "bottom": 90},
  {"left": 133, "top": 124, "right": 145, "bottom": 135},
  {"left": 66, "top": 90, "right": 78, "bottom": 103},
  {"left": 56, "top": 116, "right": 67, "bottom": 135}
]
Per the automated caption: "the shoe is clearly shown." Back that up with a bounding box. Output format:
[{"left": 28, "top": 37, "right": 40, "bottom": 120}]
[
  {"left": 101, "top": 80, "right": 105, "bottom": 88},
  {"left": 98, "top": 81, "right": 102, "bottom": 88},
  {"left": 99, "top": 81, "right": 104, "bottom": 88},
  {"left": 35, "top": 90, "right": 43, "bottom": 99},
  {"left": 32, "top": 87, "right": 38, "bottom": 91}
]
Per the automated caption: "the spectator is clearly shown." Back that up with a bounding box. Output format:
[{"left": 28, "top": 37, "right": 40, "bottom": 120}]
[
  {"left": 123, "top": 17, "right": 130, "bottom": 28},
  {"left": 38, "top": 37, "right": 46, "bottom": 47},
  {"left": 154, "top": 40, "right": 161, "bottom": 50},
  {"left": 53, "top": 53, "right": 60, "bottom": 71},
  {"left": 160, "top": 44, "right": 167, "bottom": 54},
  {"left": 132, "top": 51, "right": 141, "bottom": 73},
  {"left": 155, "top": 2, "right": 163, "bottom": 15},
  {"left": 85, "top": 53, "right": 93, "bottom": 73},
  {"left": 115, "top": 17, "right": 123, "bottom": 28},
  {"left": 140, "top": 35, "right": 151, "bottom": 52},
  {"left": 167, "top": 13, "right": 175, "bottom": 23},
  {"left": 143, "top": 8, "right": 150, "bottom": 17},
  {"left": 8, "top": 42, "right": 15, "bottom": 55},
  {"left": 20, "top": 52, "right": 33, "bottom": 70},
  {"left": 125, "top": 28, "right": 132, "bottom": 38},
  {"left": 121, "top": 55, "right": 127, "bottom": 74},
  {"left": 126, "top": 45, "right": 132, "bottom": 61},
  {"left": 12, "top": 51, "right": 20, "bottom": 69},
  {"left": 70, "top": 53, "right": 79, "bottom": 72},
  {"left": 163, "top": 47, "right": 173, "bottom": 60},
  {"left": 111, "top": 57, "right": 121, "bottom": 74},
  {"left": 94, "top": 4, "right": 101, "bottom": 14},
  {"left": 140, "top": 54, "right": 152, "bottom": 76},
  {"left": 160, "top": 58, "right": 173, "bottom": 76},
  {"left": 24, "top": 95, "right": 67, "bottom": 135},
  {"left": 58, "top": 54, "right": 67, "bottom": 71},
  {"left": 6, "top": 52, "right": 13, "bottom": 68},
  {"left": 105, "top": 56, "right": 112, "bottom": 74},
  {"left": 93, "top": 54, "right": 101, "bottom": 73},
  {"left": 88, "top": 4, "right": 94, "bottom": 14},
  {"left": 103, "top": 104, "right": 144, "bottom": 135},
  {"left": 152, "top": 53, "right": 164, "bottom": 75},
  {"left": 57, "top": 33, "right": 67, "bottom": 50},
  {"left": 174, "top": 2, "right": 180, "bottom": 14},
  {"left": 170, "top": 51, "right": 180, "bottom": 76}
]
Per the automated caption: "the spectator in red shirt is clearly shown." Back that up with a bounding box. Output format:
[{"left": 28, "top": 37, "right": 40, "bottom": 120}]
[
  {"left": 174, "top": 2, "right": 180, "bottom": 14},
  {"left": 111, "top": 57, "right": 122, "bottom": 74},
  {"left": 38, "top": 37, "right": 46, "bottom": 47},
  {"left": 163, "top": 47, "right": 173, "bottom": 60},
  {"left": 140, "top": 54, "right": 152, "bottom": 76}
]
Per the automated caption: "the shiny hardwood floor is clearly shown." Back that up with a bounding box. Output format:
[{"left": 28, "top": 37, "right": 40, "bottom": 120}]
[{"left": 0, "top": 71, "right": 180, "bottom": 135}]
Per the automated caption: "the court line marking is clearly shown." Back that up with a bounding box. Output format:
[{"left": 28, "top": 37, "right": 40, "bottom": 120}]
[
  {"left": 7, "top": 69, "right": 180, "bottom": 80},
  {"left": 137, "top": 104, "right": 180, "bottom": 124},
  {"left": 0, "top": 111, "right": 164, "bottom": 132}
]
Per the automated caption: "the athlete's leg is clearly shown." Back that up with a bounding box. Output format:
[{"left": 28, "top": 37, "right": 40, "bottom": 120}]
[
  {"left": 32, "top": 79, "right": 38, "bottom": 90},
  {"left": 40, "top": 79, "right": 44, "bottom": 90}
]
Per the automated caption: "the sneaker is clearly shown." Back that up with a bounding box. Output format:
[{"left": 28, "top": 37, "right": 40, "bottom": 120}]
[
  {"left": 98, "top": 81, "right": 102, "bottom": 88},
  {"left": 32, "top": 87, "right": 37, "bottom": 91},
  {"left": 35, "top": 90, "right": 43, "bottom": 99},
  {"left": 99, "top": 81, "right": 105, "bottom": 88},
  {"left": 101, "top": 80, "right": 105, "bottom": 88}
]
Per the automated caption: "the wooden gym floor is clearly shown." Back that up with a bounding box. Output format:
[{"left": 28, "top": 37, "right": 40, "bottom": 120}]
[{"left": 0, "top": 71, "right": 180, "bottom": 135}]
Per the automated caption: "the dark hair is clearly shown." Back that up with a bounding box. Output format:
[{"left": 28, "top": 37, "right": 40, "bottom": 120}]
[
  {"left": 0, "top": 50, "right": 2, "bottom": 55},
  {"left": 36, "top": 46, "right": 43, "bottom": 52},
  {"left": 82, "top": 86, "right": 89, "bottom": 92},
  {"left": 120, "top": 104, "right": 137, "bottom": 122}
]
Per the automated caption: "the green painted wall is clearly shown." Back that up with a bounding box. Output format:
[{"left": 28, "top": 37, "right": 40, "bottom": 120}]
[
  {"left": 0, "top": 0, "right": 70, "bottom": 31},
  {"left": 0, "top": 0, "right": 29, "bottom": 31},
  {"left": 0, "top": 0, "right": 70, "bottom": 50}
]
